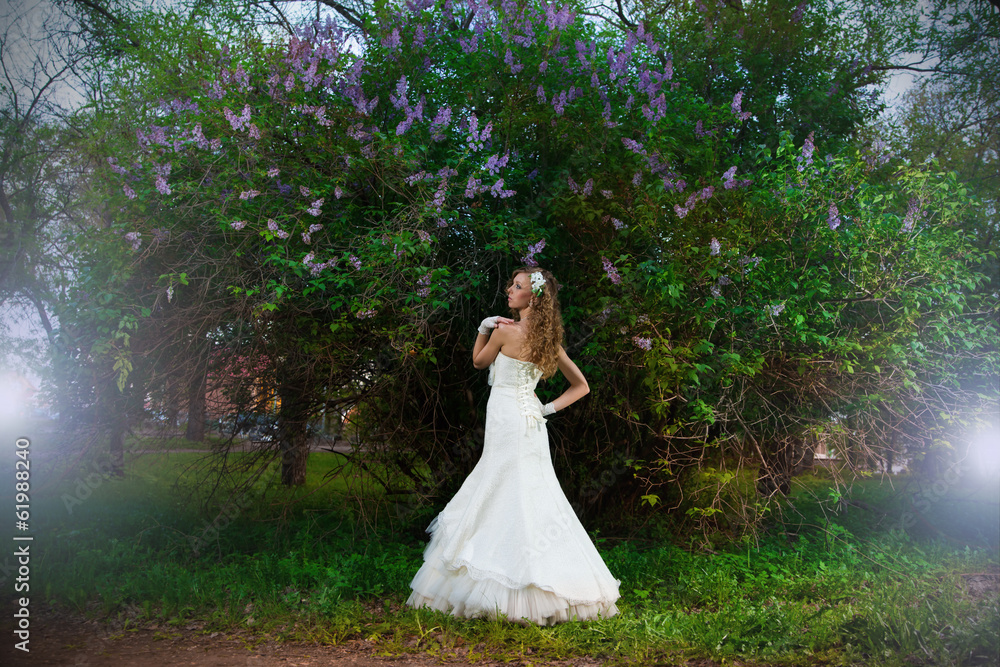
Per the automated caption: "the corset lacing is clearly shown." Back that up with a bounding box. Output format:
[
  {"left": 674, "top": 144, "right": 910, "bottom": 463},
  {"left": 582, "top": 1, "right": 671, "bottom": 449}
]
[{"left": 488, "top": 355, "right": 547, "bottom": 436}]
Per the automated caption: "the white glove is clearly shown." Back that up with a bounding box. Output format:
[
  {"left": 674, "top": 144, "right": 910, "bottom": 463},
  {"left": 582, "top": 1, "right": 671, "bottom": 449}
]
[
  {"left": 541, "top": 402, "right": 556, "bottom": 416},
  {"left": 478, "top": 316, "right": 501, "bottom": 335}
]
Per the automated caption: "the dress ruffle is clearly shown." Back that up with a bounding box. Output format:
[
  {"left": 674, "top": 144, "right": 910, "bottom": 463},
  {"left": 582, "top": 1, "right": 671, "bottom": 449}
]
[{"left": 407, "top": 516, "right": 620, "bottom": 625}]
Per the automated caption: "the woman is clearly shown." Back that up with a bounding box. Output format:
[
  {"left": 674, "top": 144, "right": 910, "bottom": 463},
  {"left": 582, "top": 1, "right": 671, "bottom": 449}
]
[{"left": 406, "top": 267, "right": 620, "bottom": 625}]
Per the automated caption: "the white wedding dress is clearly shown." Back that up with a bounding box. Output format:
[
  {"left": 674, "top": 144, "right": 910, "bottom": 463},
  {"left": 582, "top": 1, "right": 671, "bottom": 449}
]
[{"left": 406, "top": 351, "right": 620, "bottom": 625}]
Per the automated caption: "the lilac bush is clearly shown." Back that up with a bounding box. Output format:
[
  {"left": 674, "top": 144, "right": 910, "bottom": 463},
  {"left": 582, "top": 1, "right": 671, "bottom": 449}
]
[{"left": 93, "top": 0, "right": 996, "bottom": 516}]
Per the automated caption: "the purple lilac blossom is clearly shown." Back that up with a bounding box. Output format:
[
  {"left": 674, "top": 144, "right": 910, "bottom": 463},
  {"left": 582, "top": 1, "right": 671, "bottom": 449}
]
[
  {"left": 230, "top": 220, "right": 247, "bottom": 230},
  {"left": 768, "top": 303, "right": 785, "bottom": 317},
  {"left": 123, "top": 185, "right": 136, "bottom": 199},
  {"left": 490, "top": 178, "right": 515, "bottom": 198},
  {"left": 348, "top": 254, "right": 362, "bottom": 270},
  {"left": 148, "top": 126, "right": 168, "bottom": 146},
  {"left": 433, "top": 181, "right": 449, "bottom": 210},
  {"left": 155, "top": 175, "right": 171, "bottom": 195},
  {"left": 459, "top": 35, "right": 478, "bottom": 53},
  {"left": 545, "top": 4, "right": 574, "bottom": 30},
  {"left": 485, "top": 153, "right": 509, "bottom": 175},
  {"left": 602, "top": 256, "right": 621, "bottom": 284},
  {"left": 612, "top": 218, "right": 625, "bottom": 230},
  {"left": 731, "top": 91, "right": 751, "bottom": 120},
  {"left": 465, "top": 176, "right": 482, "bottom": 198},
  {"left": 390, "top": 75, "right": 408, "bottom": 110},
  {"left": 723, "top": 166, "right": 737, "bottom": 189},
  {"left": 356, "top": 309, "right": 376, "bottom": 319},
  {"left": 192, "top": 124, "right": 210, "bottom": 149},
  {"left": 223, "top": 105, "right": 252, "bottom": 131},
  {"left": 622, "top": 138, "right": 646, "bottom": 155},
  {"left": 710, "top": 238, "right": 721, "bottom": 255},
  {"left": 901, "top": 197, "right": 921, "bottom": 232},
  {"left": 552, "top": 90, "right": 567, "bottom": 115},
  {"left": 239, "top": 190, "right": 260, "bottom": 200},
  {"left": 602, "top": 189, "right": 613, "bottom": 198},
  {"left": 267, "top": 167, "right": 280, "bottom": 177},
  {"left": 381, "top": 28, "right": 401, "bottom": 51},
  {"left": 107, "top": 157, "right": 127, "bottom": 175},
  {"left": 827, "top": 202, "right": 841, "bottom": 230},
  {"left": 633, "top": 336, "right": 652, "bottom": 350},
  {"left": 521, "top": 238, "right": 546, "bottom": 266},
  {"left": 674, "top": 193, "right": 698, "bottom": 219},
  {"left": 863, "top": 138, "right": 892, "bottom": 169},
  {"left": 416, "top": 271, "right": 431, "bottom": 298},
  {"left": 299, "top": 186, "right": 311, "bottom": 197},
  {"left": 798, "top": 132, "right": 815, "bottom": 171},
  {"left": 430, "top": 106, "right": 451, "bottom": 141},
  {"left": 124, "top": 231, "right": 141, "bottom": 251}
]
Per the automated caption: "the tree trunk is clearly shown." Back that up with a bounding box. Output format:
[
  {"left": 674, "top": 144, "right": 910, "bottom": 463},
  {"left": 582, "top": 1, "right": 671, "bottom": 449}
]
[
  {"left": 108, "top": 412, "right": 126, "bottom": 478},
  {"left": 278, "top": 374, "right": 311, "bottom": 486}
]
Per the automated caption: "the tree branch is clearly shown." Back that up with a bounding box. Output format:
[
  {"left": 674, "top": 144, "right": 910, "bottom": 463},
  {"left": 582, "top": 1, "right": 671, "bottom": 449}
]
[{"left": 68, "top": 0, "right": 142, "bottom": 50}]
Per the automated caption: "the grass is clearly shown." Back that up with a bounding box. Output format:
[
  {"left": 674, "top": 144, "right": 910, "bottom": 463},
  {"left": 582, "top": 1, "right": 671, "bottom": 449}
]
[{"left": 4, "top": 431, "right": 998, "bottom": 666}]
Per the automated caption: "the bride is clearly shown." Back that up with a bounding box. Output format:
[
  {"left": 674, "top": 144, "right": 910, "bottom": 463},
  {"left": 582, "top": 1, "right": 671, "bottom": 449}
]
[{"left": 406, "top": 266, "right": 620, "bottom": 625}]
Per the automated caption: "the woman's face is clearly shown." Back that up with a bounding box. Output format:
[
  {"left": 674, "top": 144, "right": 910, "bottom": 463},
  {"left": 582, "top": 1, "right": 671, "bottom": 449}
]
[{"left": 506, "top": 272, "right": 534, "bottom": 311}]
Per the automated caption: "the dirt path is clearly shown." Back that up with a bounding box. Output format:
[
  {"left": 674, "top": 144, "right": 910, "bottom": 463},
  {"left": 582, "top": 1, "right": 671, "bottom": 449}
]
[{"left": 0, "top": 603, "right": 626, "bottom": 667}]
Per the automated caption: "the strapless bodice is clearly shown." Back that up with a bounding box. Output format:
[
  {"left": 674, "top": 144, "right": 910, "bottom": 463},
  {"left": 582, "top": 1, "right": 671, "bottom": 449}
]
[{"left": 488, "top": 351, "right": 546, "bottom": 433}]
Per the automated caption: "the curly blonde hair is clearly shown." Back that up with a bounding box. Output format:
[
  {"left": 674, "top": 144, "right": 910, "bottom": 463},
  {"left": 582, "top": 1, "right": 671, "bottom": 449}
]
[{"left": 506, "top": 266, "right": 564, "bottom": 379}]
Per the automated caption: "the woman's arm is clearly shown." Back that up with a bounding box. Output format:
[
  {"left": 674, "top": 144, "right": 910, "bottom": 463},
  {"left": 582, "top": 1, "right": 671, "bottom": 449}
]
[
  {"left": 546, "top": 346, "right": 590, "bottom": 412},
  {"left": 472, "top": 319, "right": 513, "bottom": 369}
]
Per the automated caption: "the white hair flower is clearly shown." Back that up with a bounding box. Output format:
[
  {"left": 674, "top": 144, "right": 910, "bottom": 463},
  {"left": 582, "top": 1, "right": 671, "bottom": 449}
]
[{"left": 530, "top": 271, "right": 545, "bottom": 296}]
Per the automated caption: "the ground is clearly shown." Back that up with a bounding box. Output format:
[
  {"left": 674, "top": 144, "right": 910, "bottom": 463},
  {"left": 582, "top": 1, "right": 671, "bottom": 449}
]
[{"left": 0, "top": 602, "right": 683, "bottom": 667}]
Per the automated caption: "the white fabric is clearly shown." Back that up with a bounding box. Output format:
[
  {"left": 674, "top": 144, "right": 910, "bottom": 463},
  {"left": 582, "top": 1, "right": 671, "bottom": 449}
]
[
  {"left": 407, "top": 351, "right": 620, "bottom": 625},
  {"left": 478, "top": 316, "right": 500, "bottom": 335}
]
